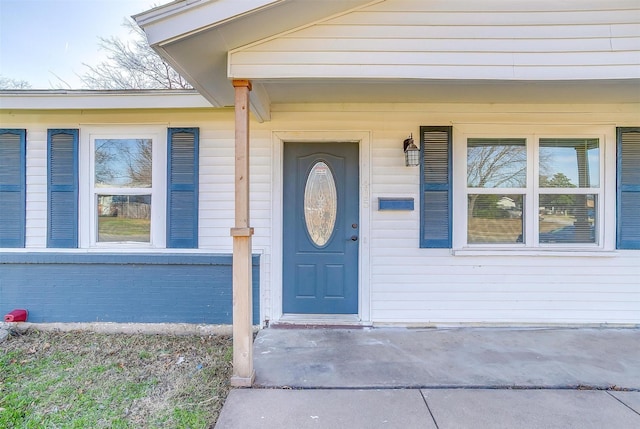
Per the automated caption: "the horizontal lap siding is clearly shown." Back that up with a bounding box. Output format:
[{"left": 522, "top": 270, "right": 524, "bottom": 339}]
[
  {"left": 13, "top": 110, "right": 273, "bottom": 253},
  {"left": 265, "top": 105, "right": 640, "bottom": 326},
  {"left": 181, "top": 119, "right": 273, "bottom": 319},
  {"left": 198, "top": 129, "right": 234, "bottom": 250},
  {"left": 370, "top": 253, "right": 640, "bottom": 324},
  {"left": 198, "top": 127, "right": 271, "bottom": 251},
  {"left": 3, "top": 109, "right": 272, "bottom": 323},
  {"left": 362, "top": 106, "right": 639, "bottom": 325},
  {"left": 5, "top": 103, "right": 640, "bottom": 325},
  {"left": 24, "top": 130, "right": 46, "bottom": 248},
  {"left": 230, "top": 1, "right": 640, "bottom": 80}
]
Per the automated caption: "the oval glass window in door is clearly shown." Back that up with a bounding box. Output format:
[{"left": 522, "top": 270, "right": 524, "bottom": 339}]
[{"left": 304, "top": 161, "right": 337, "bottom": 247}]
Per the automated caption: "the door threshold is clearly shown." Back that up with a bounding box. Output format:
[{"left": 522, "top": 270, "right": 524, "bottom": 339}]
[{"left": 273, "top": 314, "right": 371, "bottom": 329}]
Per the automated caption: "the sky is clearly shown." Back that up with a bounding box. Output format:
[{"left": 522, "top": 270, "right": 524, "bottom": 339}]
[{"left": 0, "top": 0, "right": 159, "bottom": 89}]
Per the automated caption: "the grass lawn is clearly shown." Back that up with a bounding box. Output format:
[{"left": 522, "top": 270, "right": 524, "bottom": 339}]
[
  {"left": 0, "top": 329, "right": 232, "bottom": 428},
  {"left": 98, "top": 217, "right": 151, "bottom": 242}
]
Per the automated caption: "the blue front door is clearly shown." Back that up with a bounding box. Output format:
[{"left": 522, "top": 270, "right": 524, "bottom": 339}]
[{"left": 283, "top": 142, "right": 359, "bottom": 314}]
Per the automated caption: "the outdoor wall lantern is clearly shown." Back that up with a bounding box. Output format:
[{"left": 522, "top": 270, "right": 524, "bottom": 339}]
[{"left": 403, "top": 133, "right": 420, "bottom": 167}]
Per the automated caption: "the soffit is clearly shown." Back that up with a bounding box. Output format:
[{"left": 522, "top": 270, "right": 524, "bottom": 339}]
[
  {"left": 258, "top": 79, "right": 640, "bottom": 105},
  {"left": 135, "top": 0, "right": 376, "bottom": 118}
]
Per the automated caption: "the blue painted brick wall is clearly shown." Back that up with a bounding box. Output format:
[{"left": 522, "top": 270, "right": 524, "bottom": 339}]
[{"left": 0, "top": 253, "right": 260, "bottom": 324}]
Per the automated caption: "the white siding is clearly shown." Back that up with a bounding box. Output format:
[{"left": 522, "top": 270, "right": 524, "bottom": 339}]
[
  {"left": 369, "top": 252, "right": 640, "bottom": 324},
  {"left": 267, "top": 103, "right": 640, "bottom": 325},
  {"left": 25, "top": 129, "right": 47, "bottom": 248},
  {"left": 4, "top": 101, "right": 640, "bottom": 325},
  {"left": 229, "top": 0, "right": 640, "bottom": 80},
  {"left": 198, "top": 127, "right": 235, "bottom": 251}
]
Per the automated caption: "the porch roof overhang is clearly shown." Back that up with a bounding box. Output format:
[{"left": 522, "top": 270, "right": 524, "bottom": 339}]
[
  {"left": 134, "top": 0, "right": 375, "bottom": 121},
  {"left": 134, "top": 0, "right": 640, "bottom": 123}
]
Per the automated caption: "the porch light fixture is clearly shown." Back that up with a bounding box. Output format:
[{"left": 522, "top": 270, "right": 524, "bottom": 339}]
[{"left": 403, "top": 133, "right": 419, "bottom": 167}]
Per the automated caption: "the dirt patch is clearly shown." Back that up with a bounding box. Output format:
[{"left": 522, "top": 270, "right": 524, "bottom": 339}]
[{"left": 0, "top": 328, "right": 233, "bottom": 428}]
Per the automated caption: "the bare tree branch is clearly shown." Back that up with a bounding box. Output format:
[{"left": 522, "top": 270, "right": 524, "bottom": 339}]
[
  {"left": 0, "top": 76, "right": 32, "bottom": 89},
  {"left": 467, "top": 143, "right": 527, "bottom": 188},
  {"left": 80, "top": 19, "right": 192, "bottom": 90}
]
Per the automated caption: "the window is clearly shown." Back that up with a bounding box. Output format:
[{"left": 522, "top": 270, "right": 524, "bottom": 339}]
[
  {"left": 537, "top": 138, "right": 599, "bottom": 245},
  {"left": 420, "top": 125, "right": 613, "bottom": 251},
  {"left": 79, "top": 127, "right": 198, "bottom": 249},
  {"left": 94, "top": 138, "right": 153, "bottom": 243},
  {"left": 0, "top": 129, "right": 26, "bottom": 248},
  {"left": 466, "top": 138, "right": 526, "bottom": 244},
  {"left": 465, "top": 136, "right": 600, "bottom": 247}
]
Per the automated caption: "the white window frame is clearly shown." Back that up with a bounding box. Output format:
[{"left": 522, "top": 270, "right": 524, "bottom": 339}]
[
  {"left": 79, "top": 126, "right": 167, "bottom": 249},
  {"left": 452, "top": 124, "right": 616, "bottom": 254}
]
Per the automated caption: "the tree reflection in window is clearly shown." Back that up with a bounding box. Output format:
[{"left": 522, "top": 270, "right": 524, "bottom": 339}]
[
  {"left": 94, "top": 138, "right": 153, "bottom": 243},
  {"left": 466, "top": 139, "right": 526, "bottom": 243},
  {"left": 465, "top": 136, "right": 599, "bottom": 245},
  {"left": 467, "top": 139, "right": 527, "bottom": 188},
  {"left": 95, "top": 139, "right": 152, "bottom": 188}
]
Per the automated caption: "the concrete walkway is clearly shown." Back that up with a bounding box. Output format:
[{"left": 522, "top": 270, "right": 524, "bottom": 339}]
[{"left": 216, "top": 328, "right": 640, "bottom": 428}]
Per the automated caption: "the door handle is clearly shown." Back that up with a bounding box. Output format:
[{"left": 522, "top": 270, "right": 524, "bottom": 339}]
[{"left": 349, "top": 235, "right": 358, "bottom": 241}]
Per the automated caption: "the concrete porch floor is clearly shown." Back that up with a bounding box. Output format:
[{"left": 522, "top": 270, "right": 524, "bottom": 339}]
[
  {"left": 252, "top": 327, "right": 640, "bottom": 389},
  {"left": 216, "top": 327, "right": 640, "bottom": 428}
]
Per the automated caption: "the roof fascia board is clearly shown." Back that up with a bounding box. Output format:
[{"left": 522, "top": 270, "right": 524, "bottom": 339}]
[
  {"left": 135, "top": 0, "right": 283, "bottom": 47},
  {"left": 0, "top": 91, "right": 212, "bottom": 110}
]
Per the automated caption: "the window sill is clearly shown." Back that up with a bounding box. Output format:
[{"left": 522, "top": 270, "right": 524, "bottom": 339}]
[{"left": 453, "top": 248, "right": 618, "bottom": 257}]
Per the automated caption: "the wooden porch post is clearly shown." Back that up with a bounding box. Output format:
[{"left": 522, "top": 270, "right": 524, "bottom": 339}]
[{"left": 230, "top": 79, "right": 255, "bottom": 387}]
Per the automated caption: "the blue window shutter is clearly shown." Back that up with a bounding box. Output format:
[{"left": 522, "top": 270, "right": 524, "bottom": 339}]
[
  {"left": 420, "top": 126, "right": 452, "bottom": 248},
  {"left": 48, "top": 129, "right": 78, "bottom": 248},
  {"left": 167, "top": 128, "right": 199, "bottom": 248},
  {"left": 0, "top": 129, "right": 26, "bottom": 248},
  {"left": 617, "top": 127, "right": 640, "bottom": 249}
]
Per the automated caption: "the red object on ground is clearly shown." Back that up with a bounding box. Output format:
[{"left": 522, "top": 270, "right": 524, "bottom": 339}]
[{"left": 4, "top": 309, "right": 28, "bottom": 322}]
